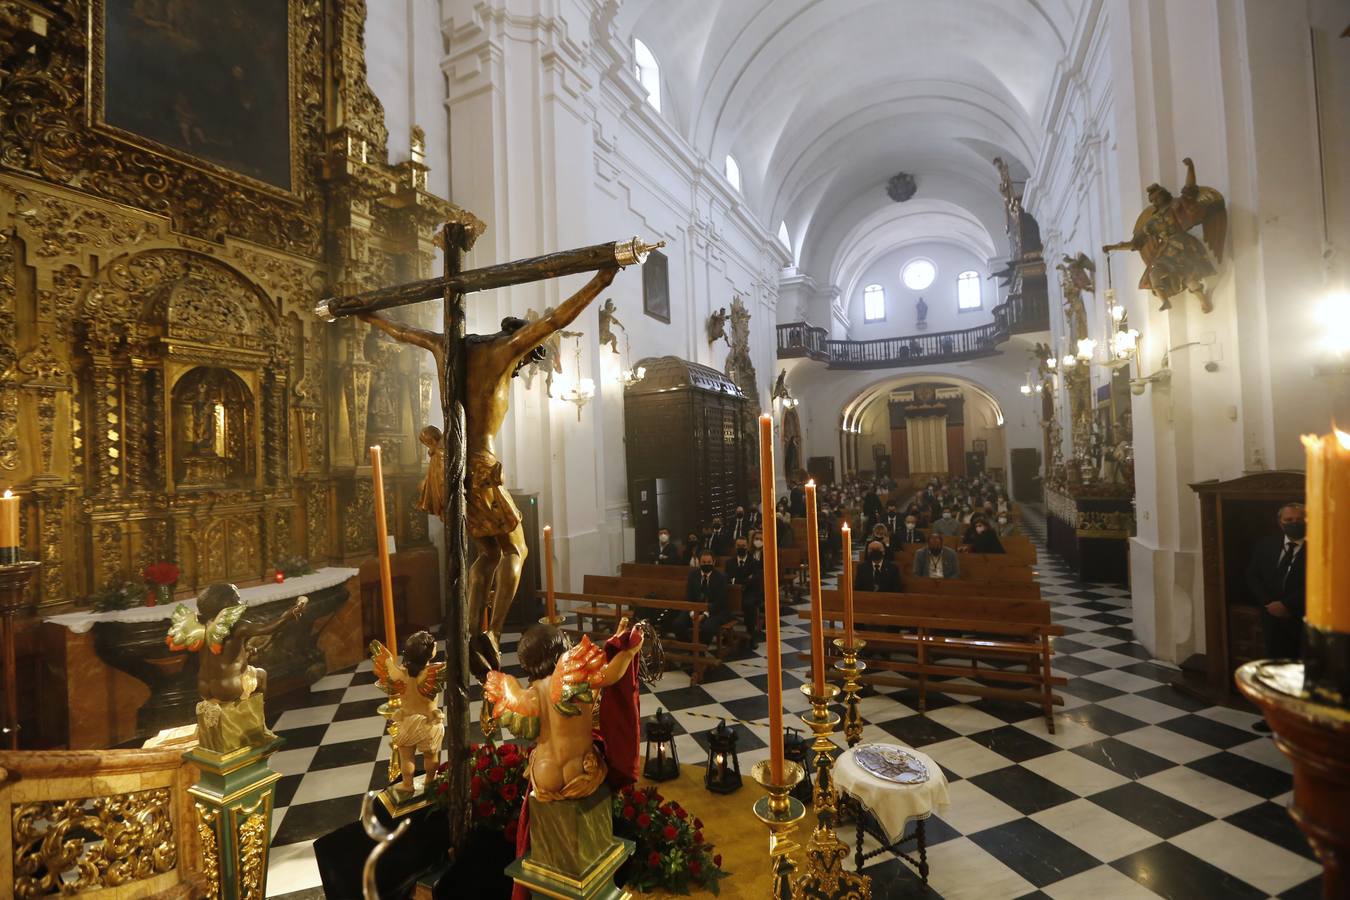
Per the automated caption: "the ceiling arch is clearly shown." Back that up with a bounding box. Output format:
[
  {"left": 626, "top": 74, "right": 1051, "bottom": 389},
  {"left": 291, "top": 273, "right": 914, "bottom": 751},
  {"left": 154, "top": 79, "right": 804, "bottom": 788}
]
[{"left": 840, "top": 372, "right": 1008, "bottom": 431}]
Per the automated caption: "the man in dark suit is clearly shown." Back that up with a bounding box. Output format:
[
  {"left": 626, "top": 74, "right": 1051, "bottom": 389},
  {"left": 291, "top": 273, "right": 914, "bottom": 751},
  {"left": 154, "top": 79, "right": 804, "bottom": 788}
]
[
  {"left": 707, "top": 517, "right": 732, "bottom": 555},
  {"left": 913, "top": 533, "right": 960, "bottom": 579},
  {"left": 863, "top": 490, "right": 884, "bottom": 532},
  {"left": 724, "top": 537, "right": 764, "bottom": 647},
  {"left": 729, "top": 505, "right": 753, "bottom": 541},
  {"left": 881, "top": 502, "right": 902, "bottom": 537},
  {"left": 675, "top": 551, "right": 731, "bottom": 644},
  {"left": 896, "top": 514, "right": 925, "bottom": 545},
  {"left": 652, "top": 527, "right": 678, "bottom": 564},
  {"left": 1246, "top": 503, "right": 1307, "bottom": 659},
  {"left": 856, "top": 540, "right": 902, "bottom": 592},
  {"left": 790, "top": 481, "right": 807, "bottom": 517}
]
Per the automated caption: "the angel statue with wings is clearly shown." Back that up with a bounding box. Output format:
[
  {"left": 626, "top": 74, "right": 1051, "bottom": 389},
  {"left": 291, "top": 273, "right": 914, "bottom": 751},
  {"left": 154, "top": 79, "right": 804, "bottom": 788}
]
[
  {"left": 370, "top": 631, "right": 446, "bottom": 792},
  {"left": 166, "top": 583, "right": 308, "bottom": 752},
  {"left": 1105, "top": 157, "right": 1227, "bottom": 313}
]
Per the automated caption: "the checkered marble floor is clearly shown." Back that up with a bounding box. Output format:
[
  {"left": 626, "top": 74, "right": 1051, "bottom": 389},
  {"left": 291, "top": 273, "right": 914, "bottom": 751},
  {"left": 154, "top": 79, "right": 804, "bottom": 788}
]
[{"left": 266, "top": 508, "right": 1322, "bottom": 899}]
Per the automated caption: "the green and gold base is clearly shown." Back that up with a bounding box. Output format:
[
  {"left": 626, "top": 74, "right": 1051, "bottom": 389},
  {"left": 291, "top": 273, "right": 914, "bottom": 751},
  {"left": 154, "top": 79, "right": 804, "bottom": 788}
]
[
  {"left": 505, "top": 787, "right": 634, "bottom": 899},
  {"left": 185, "top": 737, "right": 284, "bottom": 900},
  {"left": 377, "top": 771, "right": 436, "bottom": 817}
]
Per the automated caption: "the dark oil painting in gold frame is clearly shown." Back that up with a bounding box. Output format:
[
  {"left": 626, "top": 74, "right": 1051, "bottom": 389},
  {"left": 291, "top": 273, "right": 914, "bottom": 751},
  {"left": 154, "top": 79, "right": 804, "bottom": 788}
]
[{"left": 89, "top": 0, "right": 300, "bottom": 194}]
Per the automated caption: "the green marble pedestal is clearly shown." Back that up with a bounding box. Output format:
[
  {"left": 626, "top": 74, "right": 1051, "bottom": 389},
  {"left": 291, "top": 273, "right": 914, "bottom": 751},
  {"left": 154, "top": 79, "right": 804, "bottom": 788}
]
[
  {"left": 505, "top": 787, "right": 633, "bottom": 899},
  {"left": 185, "top": 737, "right": 283, "bottom": 900}
]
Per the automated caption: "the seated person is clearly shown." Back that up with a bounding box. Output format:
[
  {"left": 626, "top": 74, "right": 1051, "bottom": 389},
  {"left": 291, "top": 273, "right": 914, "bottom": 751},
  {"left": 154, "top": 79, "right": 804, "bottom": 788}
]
[
  {"left": 856, "top": 540, "right": 902, "bottom": 592},
  {"left": 673, "top": 552, "right": 731, "bottom": 643},
  {"left": 707, "top": 518, "right": 732, "bottom": 555},
  {"left": 867, "top": 524, "right": 895, "bottom": 559},
  {"left": 932, "top": 507, "right": 962, "bottom": 537},
  {"left": 729, "top": 505, "right": 753, "bottom": 541},
  {"left": 864, "top": 489, "right": 885, "bottom": 532},
  {"left": 962, "top": 515, "right": 1006, "bottom": 553},
  {"left": 653, "top": 527, "right": 678, "bottom": 564},
  {"left": 913, "top": 533, "right": 960, "bottom": 579},
  {"left": 724, "top": 537, "right": 764, "bottom": 646},
  {"left": 994, "top": 513, "right": 1018, "bottom": 538},
  {"left": 896, "top": 514, "right": 925, "bottom": 545},
  {"left": 681, "top": 531, "right": 704, "bottom": 566}
]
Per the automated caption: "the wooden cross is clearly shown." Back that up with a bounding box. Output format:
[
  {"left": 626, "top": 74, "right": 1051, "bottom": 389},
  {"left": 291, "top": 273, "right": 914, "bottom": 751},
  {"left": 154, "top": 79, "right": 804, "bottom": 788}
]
[{"left": 319, "top": 222, "right": 661, "bottom": 856}]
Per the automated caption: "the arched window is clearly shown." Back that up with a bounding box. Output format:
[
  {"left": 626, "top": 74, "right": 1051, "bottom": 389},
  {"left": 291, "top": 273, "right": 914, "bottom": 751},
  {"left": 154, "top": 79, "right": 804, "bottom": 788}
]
[
  {"left": 863, "top": 284, "right": 886, "bottom": 323},
  {"left": 633, "top": 38, "right": 661, "bottom": 112},
  {"left": 725, "top": 155, "right": 742, "bottom": 193},
  {"left": 777, "top": 221, "right": 791, "bottom": 252},
  {"left": 901, "top": 258, "right": 936, "bottom": 291},
  {"left": 957, "top": 270, "right": 982, "bottom": 310}
]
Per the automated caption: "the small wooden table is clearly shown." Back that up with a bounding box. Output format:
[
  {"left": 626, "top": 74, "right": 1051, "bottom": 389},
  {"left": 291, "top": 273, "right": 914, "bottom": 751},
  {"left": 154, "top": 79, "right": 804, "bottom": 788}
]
[
  {"left": 833, "top": 744, "right": 949, "bottom": 886},
  {"left": 1235, "top": 660, "right": 1348, "bottom": 899}
]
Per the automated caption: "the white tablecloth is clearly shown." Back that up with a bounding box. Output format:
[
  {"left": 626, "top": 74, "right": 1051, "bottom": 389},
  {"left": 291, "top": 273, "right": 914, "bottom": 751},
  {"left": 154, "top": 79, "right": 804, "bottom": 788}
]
[
  {"left": 833, "top": 743, "right": 949, "bottom": 844},
  {"left": 43, "top": 567, "right": 360, "bottom": 634}
]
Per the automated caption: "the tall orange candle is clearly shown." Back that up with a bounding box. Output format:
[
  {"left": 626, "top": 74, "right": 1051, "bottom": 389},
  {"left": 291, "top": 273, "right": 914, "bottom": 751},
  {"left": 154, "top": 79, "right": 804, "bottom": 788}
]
[
  {"left": 369, "top": 446, "right": 397, "bottom": 651},
  {"left": 758, "top": 414, "right": 784, "bottom": 785},
  {"left": 543, "top": 525, "right": 557, "bottom": 620},
  {"left": 1303, "top": 430, "right": 1350, "bottom": 634},
  {"left": 0, "top": 489, "right": 17, "bottom": 565},
  {"left": 840, "top": 522, "right": 855, "bottom": 646},
  {"left": 805, "top": 481, "right": 825, "bottom": 696}
]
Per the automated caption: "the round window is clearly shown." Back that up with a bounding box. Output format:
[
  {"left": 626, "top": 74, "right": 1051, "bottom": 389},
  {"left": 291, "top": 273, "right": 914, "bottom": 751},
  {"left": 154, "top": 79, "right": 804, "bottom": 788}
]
[{"left": 901, "top": 259, "right": 936, "bottom": 291}]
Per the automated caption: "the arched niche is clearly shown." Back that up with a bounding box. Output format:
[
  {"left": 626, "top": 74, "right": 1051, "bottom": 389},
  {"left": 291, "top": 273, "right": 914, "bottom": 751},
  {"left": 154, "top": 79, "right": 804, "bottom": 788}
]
[{"left": 170, "top": 366, "right": 257, "bottom": 489}]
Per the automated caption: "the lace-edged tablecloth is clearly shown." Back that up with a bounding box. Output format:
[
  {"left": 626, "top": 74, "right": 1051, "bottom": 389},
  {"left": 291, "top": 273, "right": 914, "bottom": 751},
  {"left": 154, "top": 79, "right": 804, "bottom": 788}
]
[{"left": 833, "top": 743, "right": 950, "bottom": 844}]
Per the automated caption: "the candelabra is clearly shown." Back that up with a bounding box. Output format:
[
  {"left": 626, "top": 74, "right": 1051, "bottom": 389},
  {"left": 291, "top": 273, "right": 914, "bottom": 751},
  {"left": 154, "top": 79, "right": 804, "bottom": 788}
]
[
  {"left": 801, "top": 683, "right": 841, "bottom": 815},
  {"left": 751, "top": 760, "right": 806, "bottom": 900},
  {"left": 833, "top": 638, "right": 867, "bottom": 747}
]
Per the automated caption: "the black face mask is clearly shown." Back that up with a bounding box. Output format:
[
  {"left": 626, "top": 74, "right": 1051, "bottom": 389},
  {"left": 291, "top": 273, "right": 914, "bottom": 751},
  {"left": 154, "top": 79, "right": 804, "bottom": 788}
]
[
  {"left": 700, "top": 564, "right": 714, "bottom": 575},
  {"left": 736, "top": 548, "right": 748, "bottom": 557},
  {"left": 868, "top": 550, "right": 884, "bottom": 562},
  {"left": 1283, "top": 522, "right": 1306, "bottom": 540}
]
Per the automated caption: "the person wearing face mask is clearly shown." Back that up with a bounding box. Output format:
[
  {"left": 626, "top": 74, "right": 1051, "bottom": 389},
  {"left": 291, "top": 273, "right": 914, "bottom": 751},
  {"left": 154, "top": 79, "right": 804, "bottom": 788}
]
[
  {"left": 730, "top": 505, "right": 751, "bottom": 541},
  {"left": 674, "top": 552, "right": 731, "bottom": 644},
  {"left": 914, "top": 532, "right": 959, "bottom": 579},
  {"left": 897, "top": 514, "right": 925, "bottom": 545},
  {"left": 653, "top": 528, "right": 678, "bottom": 564},
  {"left": 707, "top": 517, "right": 731, "bottom": 555},
  {"left": 863, "top": 488, "right": 884, "bottom": 532},
  {"left": 881, "top": 503, "right": 901, "bottom": 537},
  {"left": 1246, "top": 503, "right": 1307, "bottom": 661},
  {"left": 962, "top": 515, "right": 1006, "bottom": 553},
  {"left": 868, "top": 524, "right": 895, "bottom": 560},
  {"left": 856, "top": 539, "right": 902, "bottom": 592},
  {"left": 682, "top": 532, "right": 703, "bottom": 567},
  {"left": 994, "top": 512, "right": 1018, "bottom": 538},
  {"left": 725, "top": 537, "right": 764, "bottom": 647},
  {"left": 933, "top": 507, "right": 961, "bottom": 537}
]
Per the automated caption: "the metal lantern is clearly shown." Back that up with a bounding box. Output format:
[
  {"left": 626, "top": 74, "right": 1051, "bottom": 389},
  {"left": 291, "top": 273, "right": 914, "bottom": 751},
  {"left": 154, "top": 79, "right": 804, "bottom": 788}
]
[
  {"left": 704, "top": 718, "right": 742, "bottom": 794},
  {"left": 643, "top": 708, "right": 680, "bottom": 782},
  {"left": 783, "top": 727, "right": 814, "bottom": 805}
]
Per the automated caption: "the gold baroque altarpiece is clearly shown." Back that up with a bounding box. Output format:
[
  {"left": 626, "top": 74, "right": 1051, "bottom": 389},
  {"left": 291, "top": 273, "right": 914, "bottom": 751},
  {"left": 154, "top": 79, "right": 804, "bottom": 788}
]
[{"left": 0, "top": 0, "right": 455, "bottom": 604}]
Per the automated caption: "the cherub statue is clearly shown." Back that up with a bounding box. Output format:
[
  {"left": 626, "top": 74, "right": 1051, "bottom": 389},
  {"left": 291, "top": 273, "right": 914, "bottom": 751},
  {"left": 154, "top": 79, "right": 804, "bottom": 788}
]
[
  {"left": 772, "top": 368, "right": 790, "bottom": 401},
  {"left": 520, "top": 307, "right": 583, "bottom": 397},
  {"left": 484, "top": 621, "right": 643, "bottom": 801},
  {"left": 1104, "top": 158, "right": 1227, "bottom": 313},
  {"left": 597, "top": 298, "right": 625, "bottom": 355},
  {"left": 413, "top": 424, "right": 445, "bottom": 519},
  {"left": 1057, "top": 252, "right": 1095, "bottom": 343},
  {"left": 370, "top": 631, "right": 446, "bottom": 793},
  {"left": 706, "top": 307, "right": 729, "bottom": 346},
  {"left": 166, "top": 584, "right": 308, "bottom": 752}
]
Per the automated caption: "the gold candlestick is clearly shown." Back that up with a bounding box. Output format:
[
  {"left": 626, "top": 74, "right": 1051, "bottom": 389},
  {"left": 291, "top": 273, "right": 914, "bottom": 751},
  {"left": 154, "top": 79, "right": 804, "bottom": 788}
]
[
  {"left": 834, "top": 638, "right": 868, "bottom": 747},
  {"left": 379, "top": 697, "right": 403, "bottom": 786},
  {"left": 751, "top": 759, "right": 807, "bottom": 900},
  {"left": 800, "top": 683, "right": 842, "bottom": 818}
]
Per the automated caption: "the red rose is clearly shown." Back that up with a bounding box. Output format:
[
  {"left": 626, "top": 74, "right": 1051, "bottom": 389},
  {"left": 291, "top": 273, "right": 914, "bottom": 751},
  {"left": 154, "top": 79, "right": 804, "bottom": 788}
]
[
  {"left": 470, "top": 779, "right": 482, "bottom": 799},
  {"left": 690, "top": 860, "right": 702, "bottom": 876},
  {"left": 675, "top": 807, "right": 688, "bottom": 820},
  {"left": 622, "top": 805, "right": 636, "bottom": 820},
  {"left": 621, "top": 784, "right": 634, "bottom": 796},
  {"left": 694, "top": 817, "right": 704, "bottom": 829},
  {"left": 501, "top": 783, "right": 518, "bottom": 802},
  {"left": 647, "top": 851, "right": 662, "bottom": 868},
  {"left": 662, "top": 824, "right": 677, "bottom": 841},
  {"left": 694, "top": 830, "right": 704, "bottom": 844},
  {"left": 714, "top": 854, "right": 723, "bottom": 867},
  {"left": 477, "top": 801, "right": 495, "bottom": 819},
  {"left": 436, "top": 781, "right": 449, "bottom": 795},
  {"left": 476, "top": 755, "right": 491, "bottom": 771},
  {"left": 632, "top": 790, "right": 647, "bottom": 806},
  {"left": 660, "top": 803, "right": 672, "bottom": 815},
  {"left": 637, "top": 813, "right": 651, "bottom": 828},
  {"left": 487, "top": 766, "right": 506, "bottom": 783}
]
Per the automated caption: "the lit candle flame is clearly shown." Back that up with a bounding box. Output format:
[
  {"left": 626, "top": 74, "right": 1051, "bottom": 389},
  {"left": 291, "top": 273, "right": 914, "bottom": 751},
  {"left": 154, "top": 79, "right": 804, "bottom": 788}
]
[
  {"left": 1337, "top": 429, "right": 1350, "bottom": 451},
  {"left": 2, "top": 490, "right": 10, "bottom": 499}
]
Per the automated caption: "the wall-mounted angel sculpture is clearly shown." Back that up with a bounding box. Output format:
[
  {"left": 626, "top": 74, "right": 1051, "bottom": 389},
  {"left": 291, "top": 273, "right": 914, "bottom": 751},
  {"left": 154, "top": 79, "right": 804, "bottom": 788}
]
[
  {"left": 1104, "top": 158, "right": 1227, "bottom": 313},
  {"left": 706, "top": 307, "right": 729, "bottom": 346},
  {"left": 371, "top": 631, "right": 446, "bottom": 792}
]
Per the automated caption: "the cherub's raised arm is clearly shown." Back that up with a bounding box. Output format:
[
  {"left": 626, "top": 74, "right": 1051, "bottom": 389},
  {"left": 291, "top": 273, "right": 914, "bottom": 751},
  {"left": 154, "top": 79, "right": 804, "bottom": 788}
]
[
  {"left": 234, "top": 597, "right": 307, "bottom": 641},
  {"left": 484, "top": 671, "right": 540, "bottom": 739},
  {"left": 507, "top": 268, "right": 618, "bottom": 358}
]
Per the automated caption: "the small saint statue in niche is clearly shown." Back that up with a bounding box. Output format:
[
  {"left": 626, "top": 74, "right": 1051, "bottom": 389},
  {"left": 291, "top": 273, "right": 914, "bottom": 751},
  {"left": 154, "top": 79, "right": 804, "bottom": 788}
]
[
  {"left": 166, "top": 584, "right": 307, "bottom": 752},
  {"left": 1104, "top": 157, "right": 1227, "bottom": 313},
  {"left": 413, "top": 424, "right": 446, "bottom": 519},
  {"left": 915, "top": 295, "right": 928, "bottom": 329},
  {"left": 598, "top": 297, "right": 625, "bottom": 355},
  {"left": 370, "top": 631, "right": 446, "bottom": 793}
]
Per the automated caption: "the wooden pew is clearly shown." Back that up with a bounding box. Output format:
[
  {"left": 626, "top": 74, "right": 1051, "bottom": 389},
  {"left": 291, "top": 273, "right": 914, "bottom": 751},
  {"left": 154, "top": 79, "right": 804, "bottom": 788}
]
[
  {"left": 621, "top": 548, "right": 806, "bottom": 585},
  {"left": 799, "top": 589, "right": 1066, "bottom": 732}
]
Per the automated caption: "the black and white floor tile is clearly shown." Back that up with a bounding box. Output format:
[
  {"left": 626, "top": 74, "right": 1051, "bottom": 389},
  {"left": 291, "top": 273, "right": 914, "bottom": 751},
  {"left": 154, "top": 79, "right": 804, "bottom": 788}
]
[{"left": 266, "top": 508, "right": 1322, "bottom": 898}]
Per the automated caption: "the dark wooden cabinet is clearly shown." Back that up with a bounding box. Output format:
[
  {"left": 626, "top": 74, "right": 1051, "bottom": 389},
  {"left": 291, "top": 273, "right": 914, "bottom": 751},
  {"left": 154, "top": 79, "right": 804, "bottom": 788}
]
[
  {"left": 1187, "top": 471, "right": 1305, "bottom": 705},
  {"left": 625, "top": 357, "right": 752, "bottom": 548}
]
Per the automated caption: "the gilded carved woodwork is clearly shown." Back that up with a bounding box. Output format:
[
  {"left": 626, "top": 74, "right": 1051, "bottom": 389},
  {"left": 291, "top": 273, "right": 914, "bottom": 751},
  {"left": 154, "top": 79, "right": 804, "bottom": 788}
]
[
  {"left": 12, "top": 787, "right": 178, "bottom": 897},
  {"left": 0, "top": 230, "right": 18, "bottom": 472},
  {"left": 195, "top": 803, "right": 222, "bottom": 900},
  {"left": 236, "top": 796, "right": 269, "bottom": 900}
]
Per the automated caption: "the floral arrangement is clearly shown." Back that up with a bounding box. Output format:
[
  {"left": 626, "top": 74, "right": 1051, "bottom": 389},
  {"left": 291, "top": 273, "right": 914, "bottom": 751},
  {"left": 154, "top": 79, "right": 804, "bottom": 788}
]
[
  {"left": 430, "top": 742, "right": 529, "bottom": 842},
  {"left": 612, "top": 784, "right": 729, "bottom": 895},
  {"left": 143, "top": 561, "right": 180, "bottom": 587},
  {"left": 275, "top": 556, "right": 315, "bottom": 578},
  {"left": 89, "top": 577, "right": 148, "bottom": 612}
]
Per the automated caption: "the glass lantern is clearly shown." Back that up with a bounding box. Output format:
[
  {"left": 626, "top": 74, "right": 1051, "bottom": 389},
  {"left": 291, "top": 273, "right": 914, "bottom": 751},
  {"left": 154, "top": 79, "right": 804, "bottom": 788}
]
[
  {"left": 703, "top": 718, "right": 742, "bottom": 794},
  {"left": 643, "top": 708, "right": 680, "bottom": 782}
]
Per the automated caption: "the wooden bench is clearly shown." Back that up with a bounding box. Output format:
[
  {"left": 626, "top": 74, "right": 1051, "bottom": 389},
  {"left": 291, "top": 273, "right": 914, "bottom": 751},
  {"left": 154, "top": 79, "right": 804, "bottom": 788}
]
[
  {"left": 799, "top": 589, "right": 1066, "bottom": 732},
  {"left": 622, "top": 548, "right": 807, "bottom": 585}
]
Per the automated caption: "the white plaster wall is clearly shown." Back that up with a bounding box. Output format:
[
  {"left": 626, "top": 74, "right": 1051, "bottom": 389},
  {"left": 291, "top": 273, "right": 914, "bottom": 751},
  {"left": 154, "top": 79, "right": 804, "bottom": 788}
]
[{"left": 846, "top": 242, "right": 994, "bottom": 340}]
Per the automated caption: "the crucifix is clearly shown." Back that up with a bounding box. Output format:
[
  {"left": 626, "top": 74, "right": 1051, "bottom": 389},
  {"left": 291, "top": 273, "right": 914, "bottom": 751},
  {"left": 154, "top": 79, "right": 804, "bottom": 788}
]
[{"left": 316, "top": 216, "right": 661, "bottom": 856}]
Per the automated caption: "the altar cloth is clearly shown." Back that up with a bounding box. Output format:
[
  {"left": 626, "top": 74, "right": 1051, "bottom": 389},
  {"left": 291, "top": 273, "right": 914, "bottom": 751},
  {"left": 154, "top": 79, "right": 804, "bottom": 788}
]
[
  {"left": 832, "top": 743, "right": 949, "bottom": 844},
  {"left": 44, "top": 567, "right": 359, "bottom": 634}
]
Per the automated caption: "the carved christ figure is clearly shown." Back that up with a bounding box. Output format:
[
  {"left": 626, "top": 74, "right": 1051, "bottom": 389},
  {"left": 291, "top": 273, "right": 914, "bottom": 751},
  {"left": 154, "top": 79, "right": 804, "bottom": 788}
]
[{"left": 360, "top": 267, "right": 618, "bottom": 672}]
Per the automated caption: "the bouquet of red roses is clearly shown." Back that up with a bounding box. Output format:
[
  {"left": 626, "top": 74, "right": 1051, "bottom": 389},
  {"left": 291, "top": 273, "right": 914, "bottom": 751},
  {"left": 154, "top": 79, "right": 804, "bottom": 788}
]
[
  {"left": 612, "top": 784, "right": 729, "bottom": 895},
  {"left": 431, "top": 742, "right": 529, "bottom": 843},
  {"left": 143, "top": 562, "right": 180, "bottom": 587}
]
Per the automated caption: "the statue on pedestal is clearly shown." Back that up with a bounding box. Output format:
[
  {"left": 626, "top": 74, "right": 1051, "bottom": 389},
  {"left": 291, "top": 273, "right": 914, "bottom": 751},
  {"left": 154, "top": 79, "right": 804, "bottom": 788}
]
[
  {"left": 915, "top": 295, "right": 928, "bottom": 330},
  {"left": 370, "top": 631, "right": 446, "bottom": 793},
  {"left": 359, "top": 266, "right": 618, "bottom": 675},
  {"left": 166, "top": 584, "right": 307, "bottom": 752},
  {"left": 1104, "top": 158, "right": 1227, "bottom": 313}
]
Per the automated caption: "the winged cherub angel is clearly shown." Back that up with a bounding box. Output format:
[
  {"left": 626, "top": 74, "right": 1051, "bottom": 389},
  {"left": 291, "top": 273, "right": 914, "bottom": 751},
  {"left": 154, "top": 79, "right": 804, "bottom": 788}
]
[
  {"left": 370, "top": 631, "right": 446, "bottom": 792},
  {"left": 483, "top": 622, "right": 643, "bottom": 801},
  {"left": 1105, "top": 158, "right": 1227, "bottom": 313}
]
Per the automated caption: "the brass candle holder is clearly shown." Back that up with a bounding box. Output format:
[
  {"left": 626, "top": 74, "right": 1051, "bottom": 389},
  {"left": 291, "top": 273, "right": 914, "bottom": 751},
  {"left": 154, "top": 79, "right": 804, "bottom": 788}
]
[
  {"left": 833, "top": 638, "right": 867, "bottom": 748},
  {"left": 379, "top": 696, "right": 403, "bottom": 787},
  {"left": 800, "top": 683, "right": 841, "bottom": 817},
  {"left": 751, "top": 759, "right": 807, "bottom": 900}
]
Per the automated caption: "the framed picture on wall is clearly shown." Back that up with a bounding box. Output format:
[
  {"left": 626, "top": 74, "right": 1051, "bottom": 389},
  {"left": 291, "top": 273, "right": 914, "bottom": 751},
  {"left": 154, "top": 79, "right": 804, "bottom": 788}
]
[{"left": 643, "top": 249, "right": 670, "bottom": 323}]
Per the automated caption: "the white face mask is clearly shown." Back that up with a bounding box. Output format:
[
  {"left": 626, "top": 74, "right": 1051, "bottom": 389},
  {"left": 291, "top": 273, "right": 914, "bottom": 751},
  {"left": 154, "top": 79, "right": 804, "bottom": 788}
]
[
  {"left": 905, "top": 521, "right": 917, "bottom": 529},
  {"left": 943, "top": 512, "right": 953, "bottom": 519},
  {"left": 659, "top": 534, "right": 669, "bottom": 544},
  {"left": 753, "top": 539, "right": 764, "bottom": 549},
  {"left": 997, "top": 517, "right": 1008, "bottom": 524}
]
